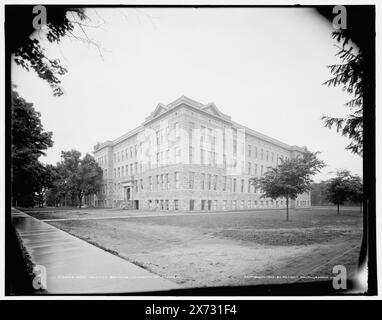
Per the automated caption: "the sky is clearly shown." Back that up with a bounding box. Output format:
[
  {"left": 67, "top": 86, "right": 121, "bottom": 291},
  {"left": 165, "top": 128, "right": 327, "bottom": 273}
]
[{"left": 11, "top": 7, "right": 362, "bottom": 182}]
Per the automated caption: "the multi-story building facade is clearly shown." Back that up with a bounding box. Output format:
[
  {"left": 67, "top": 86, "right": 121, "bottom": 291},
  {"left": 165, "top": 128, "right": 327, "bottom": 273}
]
[{"left": 91, "top": 96, "right": 311, "bottom": 211}]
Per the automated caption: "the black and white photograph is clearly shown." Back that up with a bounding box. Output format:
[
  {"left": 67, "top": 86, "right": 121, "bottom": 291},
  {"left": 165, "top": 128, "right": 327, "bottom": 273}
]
[{"left": 3, "top": 3, "right": 377, "bottom": 300}]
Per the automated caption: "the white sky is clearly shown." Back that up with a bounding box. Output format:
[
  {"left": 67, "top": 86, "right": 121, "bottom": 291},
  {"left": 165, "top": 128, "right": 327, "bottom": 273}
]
[{"left": 11, "top": 7, "right": 362, "bottom": 182}]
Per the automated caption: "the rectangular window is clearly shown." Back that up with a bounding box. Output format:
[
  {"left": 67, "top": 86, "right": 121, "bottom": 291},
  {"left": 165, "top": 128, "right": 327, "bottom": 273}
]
[
  {"left": 241, "top": 179, "right": 244, "bottom": 192},
  {"left": 118, "top": 167, "right": 120, "bottom": 178},
  {"left": 248, "top": 162, "right": 251, "bottom": 175},
  {"left": 241, "top": 200, "right": 245, "bottom": 209},
  {"left": 149, "top": 176, "right": 152, "bottom": 191},
  {"left": 261, "top": 165, "right": 264, "bottom": 176},
  {"left": 222, "top": 200, "right": 227, "bottom": 210},
  {"left": 174, "top": 123, "right": 179, "bottom": 138},
  {"left": 201, "top": 173, "right": 205, "bottom": 190},
  {"left": 156, "top": 175, "right": 159, "bottom": 189},
  {"left": 140, "top": 179, "right": 143, "bottom": 191},
  {"left": 266, "top": 150, "right": 269, "bottom": 161},
  {"left": 248, "top": 200, "right": 251, "bottom": 208},
  {"left": 189, "top": 200, "right": 195, "bottom": 211},
  {"left": 189, "top": 172, "right": 195, "bottom": 189},
  {"left": 201, "top": 200, "right": 206, "bottom": 211},
  {"left": 213, "top": 175, "right": 217, "bottom": 191},
  {"left": 254, "top": 147, "right": 258, "bottom": 159},
  {"left": 223, "top": 176, "right": 227, "bottom": 191},
  {"left": 161, "top": 174, "right": 164, "bottom": 190},
  {"left": 189, "top": 146, "right": 193, "bottom": 164},
  {"left": 200, "top": 148, "right": 205, "bottom": 165},
  {"left": 121, "top": 166, "right": 124, "bottom": 177},
  {"left": 248, "top": 145, "right": 251, "bottom": 157},
  {"left": 207, "top": 174, "right": 211, "bottom": 190},
  {"left": 130, "top": 164, "right": 133, "bottom": 175},
  {"left": 174, "top": 200, "right": 179, "bottom": 210},
  {"left": 271, "top": 152, "right": 274, "bottom": 162},
  {"left": 166, "top": 173, "right": 169, "bottom": 189},
  {"left": 174, "top": 147, "right": 181, "bottom": 163},
  {"left": 201, "top": 126, "right": 206, "bottom": 144},
  {"left": 175, "top": 172, "right": 180, "bottom": 189},
  {"left": 261, "top": 149, "right": 264, "bottom": 160},
  {"left": 114, "top": 168, "right": 116, "bottom": 178},
  {"left": 233, "top": 179, "right": 237, "bottom": 192}
]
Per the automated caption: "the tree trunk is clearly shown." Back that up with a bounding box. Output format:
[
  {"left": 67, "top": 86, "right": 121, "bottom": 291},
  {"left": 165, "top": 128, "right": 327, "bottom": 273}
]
[
  {"left": 337, "top": 203, "right": 340, "bottom": 215},
  {"left": 286, "top": 198, "right": 289, "bottom": 221},
  {"left": 78, "top": 194, "right": 82, "bottom": 209}
]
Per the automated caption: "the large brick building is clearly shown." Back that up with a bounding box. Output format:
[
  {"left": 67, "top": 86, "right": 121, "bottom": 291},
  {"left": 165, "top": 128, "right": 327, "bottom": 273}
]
[{"left": 91, "top": 96, "right": 311, "bottom": 211}]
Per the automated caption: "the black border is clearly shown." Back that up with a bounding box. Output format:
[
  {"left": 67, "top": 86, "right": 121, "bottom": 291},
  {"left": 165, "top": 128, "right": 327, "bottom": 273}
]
[{"left": 4, "top": 4, "right": 377, "bottom": 297}]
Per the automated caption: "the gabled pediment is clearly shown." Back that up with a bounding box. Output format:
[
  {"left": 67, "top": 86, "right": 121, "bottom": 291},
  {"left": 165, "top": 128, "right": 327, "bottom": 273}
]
[
  {"left": 202, "top": 103, "right": 222, "bottom": 117},
  {"left": 150, "top": 104, "right": 167, "bottom": 118}
]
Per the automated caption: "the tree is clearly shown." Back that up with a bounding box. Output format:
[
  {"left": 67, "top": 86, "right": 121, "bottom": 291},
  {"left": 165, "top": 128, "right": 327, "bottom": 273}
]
[
  {"left": 76, "top": 154, "right": 103, "bottom": 208},
  {"left": 325, "top": 169, "right": 362, "bottom": 215},
  {"left": 7, "top": 6, "right": 103, "bottom": 96},
  {"left": 250, "top": 151, "right": 325, "bottom": 221},
  {"left": 348, "top": 175, "right": 363, "bottom": 213},
  {"left": 325, "top": 170, "right": 363, "bottom": 214},
  {"left": 48, "top": 150, "right": 103, "bottom": 208},
  {"left": 11, "top": 89, "right": 53, "bottom": 206},
  {"left": 322, "top": 32, "right": 363, "bottom": 156},
  {"left": 34, "top": 164, "right": 56, "bottom": 207}
]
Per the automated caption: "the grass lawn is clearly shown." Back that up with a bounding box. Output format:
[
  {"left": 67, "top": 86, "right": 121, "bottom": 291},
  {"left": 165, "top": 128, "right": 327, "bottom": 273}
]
[{"left": 27, "top": 207, "right": 363, "bottom": 288}]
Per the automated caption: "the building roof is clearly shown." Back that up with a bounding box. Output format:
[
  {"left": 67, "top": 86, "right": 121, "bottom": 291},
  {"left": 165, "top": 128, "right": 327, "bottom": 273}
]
[{"left": 94, "top": 96, "right": 307, "bottom": 153}]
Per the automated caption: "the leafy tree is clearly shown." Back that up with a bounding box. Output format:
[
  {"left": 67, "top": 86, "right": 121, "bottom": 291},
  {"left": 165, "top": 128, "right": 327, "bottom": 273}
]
[
  {"left": 348, "top": 175, "right": 363, "bottom": 213},
  {"left": 76, "top": 154, "right": 103, "bottom": 207},
  {"left": 11, "top": 89, "right": 53, "bottom": 206},
  {"left": 34, "top": 164, "right": 56, "bottom": 207},
  {"left": 325, "top": 170, "right": 363, "bottom": 214},
  {"left": 48, "top": 150, "right": 103, "bottom": 208},
  {"left": 7, "top": 6, "right": 103, "bottom": 96},
  {"left": 250, "top": 152, "right": 325, "bottom": 221}
]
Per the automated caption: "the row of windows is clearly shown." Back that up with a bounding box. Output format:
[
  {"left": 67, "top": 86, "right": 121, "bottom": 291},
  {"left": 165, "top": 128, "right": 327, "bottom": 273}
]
[
  {"left": 148, "top": 199, "right": 179, "bottom": 210},
  {"left": 97, "top": 155, "right": 107, "bottom": 166},
  {"left": 198, "top": 199, "right": 287, "bottom": 211},
  {"left": 156, "top": 122, "right": 179, "bottom": 145},
  {"left": 113, "top": 162, "right": 140, "bottom": 178},
  {"left": 247, "top": 145, "right": 289, "bottom": 163},
  {"left": 247, "top": 162, "right": 266, "bottom": 176},
  {"left": 148, "top": 172, "right": 180, "bottom": 190},
  {"left": 113, "top": 144, "right": 141, "bottom": 164}
]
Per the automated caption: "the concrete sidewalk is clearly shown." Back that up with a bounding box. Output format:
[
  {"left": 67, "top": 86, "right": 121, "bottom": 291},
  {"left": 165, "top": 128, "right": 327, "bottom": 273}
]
[{"left": 12, "top": 209, "right": 180, "bottom": 294}]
